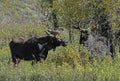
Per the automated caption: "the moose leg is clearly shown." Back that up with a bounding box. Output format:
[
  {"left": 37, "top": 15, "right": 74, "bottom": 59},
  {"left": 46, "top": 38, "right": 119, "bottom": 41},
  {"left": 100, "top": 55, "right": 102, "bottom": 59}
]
[
  {"left": 31, "top": 54, "right": 41, "bottom": 66},
  {"left": 11, "top": 54, "right": 17, "bottom": 66},
  {"left": 34, "top": 54, "right": 41, "bottom": 64},
  {"left": 43, "top": 50, "right": 48, "bottom": 60},
  {"left": 31, "top": 60, "right": 35, "bottom": 66},
  {"left": 17, "top": 58, "right": 21, "bottom": 64}
]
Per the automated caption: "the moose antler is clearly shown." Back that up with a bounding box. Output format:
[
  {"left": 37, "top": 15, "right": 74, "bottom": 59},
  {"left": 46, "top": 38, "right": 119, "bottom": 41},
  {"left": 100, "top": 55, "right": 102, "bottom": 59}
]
[
  {"left": 46, "top": 27, "right": 64, "bottom": 37},
  {"left": 72, "top": 21, "right": 91, "bottom": 32}
]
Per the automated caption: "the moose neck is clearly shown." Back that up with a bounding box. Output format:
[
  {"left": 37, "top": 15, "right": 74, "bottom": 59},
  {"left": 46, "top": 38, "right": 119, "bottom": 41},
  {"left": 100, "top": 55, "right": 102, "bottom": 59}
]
[
  {"left": 37, "top": 36, "right": 51, "bottom": 44},
  {"left": 45, "top": 41, "right": 61, "bottom": 51}
]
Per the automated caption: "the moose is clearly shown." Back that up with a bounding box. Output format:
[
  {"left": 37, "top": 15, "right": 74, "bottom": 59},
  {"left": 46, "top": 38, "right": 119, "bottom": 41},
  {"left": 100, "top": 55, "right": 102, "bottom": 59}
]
[
  {"left": 9, "top": 31, "right": 67, "bottom": 66},
  {"left": 80, "top": 28, "right": 117, "bottom": 59},
  {"left": 73, "top": 22, "right": 115, "bottom": 60}
]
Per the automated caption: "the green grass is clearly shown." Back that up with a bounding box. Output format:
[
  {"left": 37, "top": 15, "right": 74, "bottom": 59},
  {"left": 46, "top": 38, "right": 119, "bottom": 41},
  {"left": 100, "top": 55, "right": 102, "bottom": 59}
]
[{"left": 0, "top": 23, "right": 120, "bottom": 81}]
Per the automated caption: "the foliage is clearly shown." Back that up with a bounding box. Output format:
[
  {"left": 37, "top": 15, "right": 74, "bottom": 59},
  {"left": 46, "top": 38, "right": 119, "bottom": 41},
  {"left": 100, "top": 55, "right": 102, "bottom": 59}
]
[
  {"left": 0, "top": 0, "right": 120, "bottom": 81},
  {"left": 0, "top": 0, "right": 120, "bottom": 29},
  {"left": 0, "top": 45, "right": 120, "bottom": 81},
  {"left": 0, "top": 23, "right": 120, "bottom": 81},
  {"left": 52, "top": 0, "right": 120, "bottom": 30}
]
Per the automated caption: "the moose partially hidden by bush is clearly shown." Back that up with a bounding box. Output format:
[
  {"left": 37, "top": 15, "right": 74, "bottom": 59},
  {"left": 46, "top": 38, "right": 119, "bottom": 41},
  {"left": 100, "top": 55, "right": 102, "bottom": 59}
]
[
  {"left": 9, "top": 30, "right": 67, "bottom": 66},
  {"left": 73, "top": 21, "right": 116, "bottom": 60}
]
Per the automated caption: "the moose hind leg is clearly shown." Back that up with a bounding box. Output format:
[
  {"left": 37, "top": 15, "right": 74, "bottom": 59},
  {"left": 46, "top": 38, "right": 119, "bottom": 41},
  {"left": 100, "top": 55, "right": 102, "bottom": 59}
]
[
  {"left": 31, "top": 60, "right": 35, "bottom": 66},
  {"left": 17, "top": 59, "right": 21, "bottom": 64}
]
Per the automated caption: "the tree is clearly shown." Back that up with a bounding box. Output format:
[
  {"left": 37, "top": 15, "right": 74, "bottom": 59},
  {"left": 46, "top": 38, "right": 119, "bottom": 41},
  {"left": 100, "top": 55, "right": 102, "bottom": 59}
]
[
  {"left": 53, "top": 0, "right": 120, "bottom": 57},
  {"left": 91, "top": 0, "right": 120, "bottom": 59},
  {"left": 40, "top": 0, "right": 59, "bottom": 29},
  {"left": 53, "top": 0, "right": 93, "bottom": 43}
]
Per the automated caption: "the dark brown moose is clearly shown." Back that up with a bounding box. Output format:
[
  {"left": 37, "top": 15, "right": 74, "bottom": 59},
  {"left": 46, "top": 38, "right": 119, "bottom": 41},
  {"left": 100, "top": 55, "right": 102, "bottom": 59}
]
[{"left": 9, "top": 35, "right": 67, "bottom": 66}]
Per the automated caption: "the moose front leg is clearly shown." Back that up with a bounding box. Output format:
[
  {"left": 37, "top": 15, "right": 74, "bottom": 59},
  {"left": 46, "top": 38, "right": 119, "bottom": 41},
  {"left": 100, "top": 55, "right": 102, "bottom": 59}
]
[
  {"left": 31, "top": 54, "right": 41, "bottom": 65},
  {"left": 11, "top": 54, "right": 18, "bottom": 66}
]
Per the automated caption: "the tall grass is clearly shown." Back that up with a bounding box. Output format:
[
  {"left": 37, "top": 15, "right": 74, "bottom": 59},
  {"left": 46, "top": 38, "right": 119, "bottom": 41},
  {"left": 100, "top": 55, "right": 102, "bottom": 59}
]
[{"left": 0, "top": 23, "right": 120, "bottom": 81}]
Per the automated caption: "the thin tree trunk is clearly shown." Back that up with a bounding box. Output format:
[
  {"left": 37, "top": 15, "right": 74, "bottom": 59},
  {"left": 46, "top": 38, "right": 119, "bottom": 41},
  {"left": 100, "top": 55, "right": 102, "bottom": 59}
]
[
  {"left": 52, "top": 12, "right": 59, "bottom": 29},
  {"left": 49, "top": 0, "right": 59, "bottom": 29},
  {"left": 69, "top": 27, "right": 74, "bottom": 43}
]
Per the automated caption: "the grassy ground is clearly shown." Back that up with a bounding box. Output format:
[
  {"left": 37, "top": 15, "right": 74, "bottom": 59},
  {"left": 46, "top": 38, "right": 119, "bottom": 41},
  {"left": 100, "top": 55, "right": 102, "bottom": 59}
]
[{"left": 0, "top": 23, "right": 120, "bottom": 81}]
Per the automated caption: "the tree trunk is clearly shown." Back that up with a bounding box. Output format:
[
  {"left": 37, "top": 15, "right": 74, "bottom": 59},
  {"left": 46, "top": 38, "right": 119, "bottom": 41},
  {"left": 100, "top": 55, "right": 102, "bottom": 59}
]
[
  {"left": 52, "top": 12, "right": 59, "bottom": 29},
  {"left": 49, "top": 0, "right": 59, "bottom": 29},
  {"left": 69, "top": 27, "right": 74, "bottom": 43}
]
